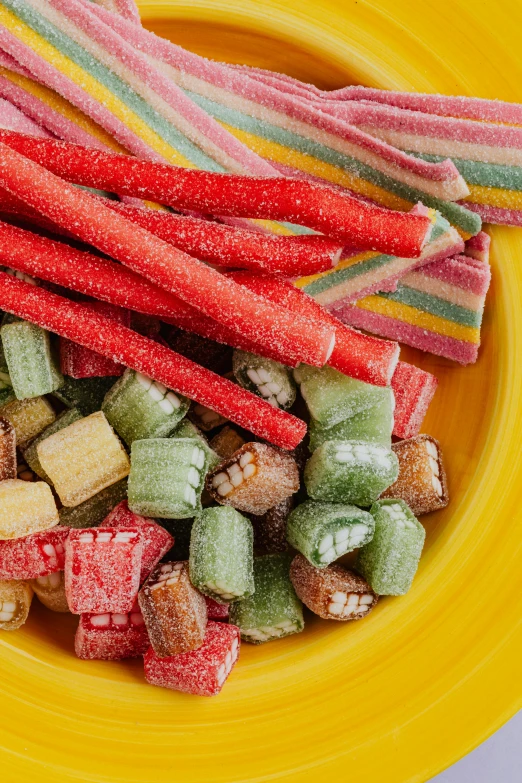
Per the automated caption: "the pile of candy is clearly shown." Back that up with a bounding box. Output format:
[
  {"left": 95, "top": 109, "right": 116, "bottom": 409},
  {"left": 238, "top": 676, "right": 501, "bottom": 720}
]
[{"left": 2, "top": 0, "right": 517, "bottom": 697}]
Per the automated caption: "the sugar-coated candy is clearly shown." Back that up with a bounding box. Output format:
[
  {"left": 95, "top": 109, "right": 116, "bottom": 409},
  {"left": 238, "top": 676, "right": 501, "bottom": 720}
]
[
  {"left": 102, "top": 369, "right": 190, "bottom": 446},
  {"left": 22, "top": 408, "right": 82, "bottom": 483},
  {"left": 31, "top": 570, "right": 69, "bottom": 613},
  {"left": 0, "top": 479, "right": 59, "bottom": 540},
  {"left": 308, "top": 389, "right": 394, "bottom": 451},
  {"left": 65, "top": 527, "right": 143, "bottom": 614},
  {"left": 75, "top": 601, "right": 150, "bottom": 660},
  {"left": 304, "top": 441, "right": 399, "bottom": 506},
  {"left": 0, "top": 526, "right": 68, "bottom": 579},
  {"left": 0, "top": 415, "right": 16, "bottom": 480},
  {"left": 290, "top": 555, "right": 378, "bottom": 621},
  {"left": 59, "top": 478, "right": 128, "bottom": 529},
  {"left": 37, "top": 411, "right": 130, "bottom": 507},
  {"left": 249, "top": 497, "right": 293, "bottom": 554},
  {"left": 138, "top": 561, "right": 207, "bottom": 657},
  {"left": 60, "top": 302, "right": 130, "bottom": 379},
  {"left": 170, "top": 419, "right": 220, "bottom": 470},
  {"left": 286, "top": 501, "right": 375, "bottom": 568},
  {"left": 391, "top": 362, "right": 438, "bottom": 440},
  {"left": 209, "top": 426, "right": 246, "bottom": 461},
  {"left": 188, "top": 403, "right": 228, "bottom": 432},
  {"left": 189, "top": 507, "right": 254, "bottom": 603},
  {"left": 0, "top": 336, "right": 15, "bottom": 406},
  {"left": 357, "top": 499, "right": 426, "bottom": 595},
  {"left": 0, "top": 396, "right": 55, "bottom": 446},
  {"left": 205, "top": 596, "right": 229, "bottom": 621},
  {"left": 1, "top": 319, "right": 63, "bottom": 399},
  {"left": 103, "top": 501, "right": 174, "bottom": 583},
  {"left": 0, "top": 579, "right": 33, "bottom": 630},
  {"left": 54, "top": 375, "right": 120, "bottom": 416},
  {"left": 232, "top": 350, "right": 296, "bottom": 410},
  {"left": 381, "top": 435, "right": 449, "bottom": 515},
  {"left": 128, "top": 438, "right": 209, "bottom": 519},
  {"left": 207, "top": 442, "right": 299, "bottom": 515},
  {"left": 144, "top": 621, "right": 240, "bottom": 697},
  {"left": 229, "top": 554, "right": 304, "bottom": 644}
]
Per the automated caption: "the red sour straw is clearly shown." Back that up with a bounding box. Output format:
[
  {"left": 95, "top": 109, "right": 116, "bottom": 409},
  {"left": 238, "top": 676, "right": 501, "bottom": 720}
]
[
  {"left": 0, "top": 132, "right": 432, "bottom": 257},
  {"left": 0, "top": 272, "right": 306, "bottom": 450},
  {"left": 0, "top": 142, "right": 335, "bottom": 369}
]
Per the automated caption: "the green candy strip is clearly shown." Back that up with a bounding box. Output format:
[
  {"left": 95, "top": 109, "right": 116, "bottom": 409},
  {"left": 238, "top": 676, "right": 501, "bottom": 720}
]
[{"left": 1, "top": 320, "right": 63, "bottom": 399}]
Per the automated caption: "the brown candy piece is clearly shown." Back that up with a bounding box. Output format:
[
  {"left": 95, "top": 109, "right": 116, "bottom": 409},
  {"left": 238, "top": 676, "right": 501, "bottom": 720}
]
[
  {"left": 249, "top": 497, "right": 293, "bottom": 554},
  {"left": 0, "top": 417, "right": 16, "bottom": 481},
  {"left": 0, "top": 579, "right": 33, "bottom": 630},
  {"left": 290, "top": 554, "right": 377, "bottom": 621},
  {"left": 209, "top": 426, "right": 246, "bottom": 460},
  {"left": 381, "top": 434, "right": 448, "bottom": 515}
]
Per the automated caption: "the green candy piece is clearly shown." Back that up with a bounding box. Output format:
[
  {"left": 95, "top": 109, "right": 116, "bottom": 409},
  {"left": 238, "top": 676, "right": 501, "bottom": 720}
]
[
  {"left": 58, "top": 478, "right": 128, "bottom": 529},
  {"left": 102, "top": 369, "right": 189, "bottom": 446},
  {"left": 170, "top": 419, "right": 220, "bottom": 470},
  {"left": 128, "top": 438, "right": 209, "bottom": 519},
  {"left": 189, "top": 506, "right": 254, "bottom": 603},
  {"left": 22, "top": 408, "right": 83, "bottom": 482},
  {"left": 229, "top": 553, "right": 304, "bottom": 643},
  {"left": 232, "top": 350, "right": 296, "bottom": 410},
  {"left": 304, "top": 440, "right": 399, "bottom": 505},
  {"left": 357, "top": 499, "right": 426, "bottom": 595},
  {"left": 0, "top": 339, "right": 14, "bottom": 407},
  {"left": 308, "top": 389, "right": 394, "bottom": 451},
  {"left": 1, "top": 321, "right": 63, "bottom": 400},
  {"left": 54, "top": 375, "right": 118, "bottom": 415},
  {"left": 286, "top": 500, "right": 375, "bottom": 567}
]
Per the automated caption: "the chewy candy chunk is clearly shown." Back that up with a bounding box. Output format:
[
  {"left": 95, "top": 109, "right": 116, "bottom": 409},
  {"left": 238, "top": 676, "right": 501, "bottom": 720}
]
[
  {"left": 171, "top": 419, "right": 220, "bottom": 470},
  {"left": 205, "top": 597, "right": 229, "bottom": 621},
  {"left": 286, "top": 501, "right": 375, "bottom": 568},
  {"left": 188, "top": 403, "right": 229, "bottom": 432},
  {"left": 206, "top": 442, "right": 299, "bottom": 515},
  {"left": 60, "top": 302, "right": 130, "bottom": 379},
  {"left": 381, "top": 435, "right": 449, "bottom": 515},
  {"left": 65, "top": 527, "right": 143, "bottom": 614},
  {"left": 357, "top": 499, "right": 426, "bottom": 595},
  {"left": 22, "top": 408, "right": 83, "bottom": 483},
  {"left": 37, "top": 411, "right": 130, "bottom": 507},
  {"left": 0, "top": 580, "right": 33, "bottom": 631},
  {"left": 232, "top": 350, "right": 296, "bottom": 410},
  {"left": 209, "top": 426, "right": 246, "bottom": 461},
  {"left": 290, "top": 555, "right": 378, "bottom": 621},
  {"left": 304, "top": 441, "right": 399, "bottom": 506},
  {"left": 249, "top": 497, "right": 293, "bottom": 554},
  {"left": 308, "top": 389, "right": 394, "bottom": 451},
  {"left": 54, "top": 375, "right": 120, "bottom": 416},
  {"left": 1, "top": 320, "right": 63, "bottom": 399},
  {"left": 128, "top": 438, "right": 209, "bottom": 519},
  {"left": 138, "top": 562, "right": 207, "bottom": 657},
  {"left": 31, "top": 571, "right": 69, "bottom": 613},
  {"left": 104, "top": 501, "right": 174, "bottom": 583},
  {"left": 144, "top": 621, "right": 240, "bottom": 697},
  {"left": 75, "top": 601, "right": 149, "bottom": 660},
  {"left": 59, "top": 479, "right": 128, "bottom": 529},
  {"left": 0, "top": 526, "right": 68, "bottom": 579},
  {"left": 102, "top": 370, "right": 190, "bottom": 446},
  {"left": 229, "top": 554, "right": 304, "bottom": 644},
  {"left": 189, "top": 507, "right": 254, "bottom": 603},
  {"left": 0, "top": 416, "right": 16, "bottom": 480},
  {"left": 0, "top": 480, "right": 59, "bottom": 539},
  {"left": 0, "top": 396, "right": 55, "bottom": 446},
  {"left": 391, "top": 362, "right": 438, "bottom": 440}
]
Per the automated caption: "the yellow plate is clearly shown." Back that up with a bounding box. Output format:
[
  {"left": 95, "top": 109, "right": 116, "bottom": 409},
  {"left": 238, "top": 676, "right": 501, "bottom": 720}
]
[{"left": 2, "top": 1, "right": 522, "bottom": 781}]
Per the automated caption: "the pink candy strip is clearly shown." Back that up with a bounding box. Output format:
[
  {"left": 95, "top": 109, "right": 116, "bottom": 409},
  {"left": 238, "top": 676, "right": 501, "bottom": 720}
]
[
  {"left": 91, "top": 0, "right": 140, "bottom": 25},
  {"left": 0, "top": 95, "right": 51, "bottom": 136},
  {"left": 461, "top": 201, "right": 522, "bottom": 227}
]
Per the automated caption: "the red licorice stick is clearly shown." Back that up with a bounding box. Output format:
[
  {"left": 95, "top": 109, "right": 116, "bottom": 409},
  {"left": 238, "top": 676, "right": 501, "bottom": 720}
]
[
  {"left": 0, "top": 143, "right": 335, "bottom": 369},
  {"left": 0, "top": 272, "right": 306, "bottom": 450},
  {"left": 228, "top": 271, "right": 400, "bottom": 386},
  {"left": 0, "top": 132, "right": 432, "bottom": 257}
]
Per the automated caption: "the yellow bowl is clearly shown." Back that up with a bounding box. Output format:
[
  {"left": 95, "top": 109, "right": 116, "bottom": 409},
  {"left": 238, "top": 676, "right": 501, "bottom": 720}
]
[{"left": 2, "top": 1, "right": 522, "bottom": 781}]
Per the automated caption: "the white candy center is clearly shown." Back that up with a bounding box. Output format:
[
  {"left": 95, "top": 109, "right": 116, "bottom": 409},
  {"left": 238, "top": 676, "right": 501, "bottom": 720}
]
[
  {"left": 243, "top": 619, "right": 297, "bottom": 642},
  {"left": 193, "top": 404, "right": 226, "bottom": 428},
  {"left": 36, "top": 571, "right": 62, "bottom": 589},
  {"left": 334, "top": 443, "right": 392, "bottom": 469},
  {"left": 318, "top": 523, "right": 369, "bottom": 563},
  {"left": 136, "top": 373, "right": 182, "bottom": 415},
  {"left": 246, "top": 367, "right": 289, "bottom": 408},
  {"left": 424, "top": 441, "right": 443, "bottom": 496},
  {"left": 216, "top": 635, "right": 239, "bottom": 685},
  {"left": 382, "top": 503, "right": 416, "bottom": 529},
  {"left": 211, "top": 451, "right": 257, "bottom": 497},
  {"left": 0, "top": 600, "right": 18, "bottom": 622},
  {"left": 327, "top": 591, "right": 374, "bottom": 618},
  {"left": 150, "top": 562, "right": 184, "bottom": 591}
]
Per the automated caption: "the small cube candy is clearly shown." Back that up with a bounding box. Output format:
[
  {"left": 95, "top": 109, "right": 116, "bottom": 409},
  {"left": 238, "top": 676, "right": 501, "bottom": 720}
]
[
  {"left": 391, "top": 362, "right": 438, "bottom": 440},
  {"left": 357, "top": 499, "right": 426, "bottom": 595},
  {"left": 65, "top": 527, "right": 143, "bottom": 614},
  {"left": 74, "top": 600, "right": 149, "bottom": 660},
  {"left": 232, "top": 350, "right": 296, "bottom": 410},
  {"left": 60, "top": 302, "right": 130, "bottom": 379},
  {"left": 103, "top": 501, "right": 174, "bottom": 583},
  {"left": 128, "top": 438, "right": 209, "bottom": 519},
  {"left": 0, "top": 479, "right": 59, "bottom": 539},
  {"left": 102, "top": 369, "right": 189, "bottom": 446},
  {"left": 189, "top": 507, "right": 254, "bottom": 603},
  {"left": 171, "top": 419, "right": 220, "bottom": 470},
  {"left": 0, "top": 526, "right": 69, "bottom": 579},
  {"left": 0, "top": 416, "right": 16, "bottom": 480},
  {"left": 37, "top": 412, "right": 130, "bottom": 507},
  {"left": 205, "top": 596, "right": 229, "bottom": 621},
  {"left": 286, "top": 501, "right": 375, "bottom": 568},
  {"left": 138, "top": 561, "right": 207, "bottom": 657},
  {"left": 22, "top": 408, "right": 83, "bottom": 483},
  {"left": 1, "top": 320, "right": 63, "bottom": 399},
  {"left": 308, "top": 389, "right": 394, "bottom": 451},
  {"left": 0, "top": 397, "right": 56, "bottom": 446},
  {"left": 249, "top": 497, "right": 293, "bottom": 554},
  {"left": 59, "top": 479, "right": 128, "bottom": 529},
  {"left": 381, "top": 435, "right": 449, "bottom": 515},
  {"left": 54, "top": 375, "right": 119, "bottom": 416},
  {"left": 304, "top": 440, "right": 399, "bottom": 506},
  {"left": 31, "top": 570, "right": 69, "bottom": 613},
  {"left": 206, "top": 442, "right": 299, "bottom": 515},
  {"left": 229, "top": 553, "right": 304, "bottom": 644},
  {"left": 209, "top": 426, "right": 246, "bottom": 460},
  {"left": 144, "top": 621, "right": 240, "bottom": 697},
  {"left": 0, "top": 579, "right": 33, "bottom": 630},
  {"left": 290, "top": 555, "right": 378, "bottom": 621},
  {"left": 188, "top": 402, "right": 228, "bottom": 432}
]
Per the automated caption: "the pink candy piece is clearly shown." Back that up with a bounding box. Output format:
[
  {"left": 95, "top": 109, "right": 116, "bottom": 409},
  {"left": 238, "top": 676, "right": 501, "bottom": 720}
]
[
  {"left": 391, "top": 362, "right": 439, "bottom": 440},
  {"left": 60, "top": 301, "right": 131, "bottom": 378},
  {"left": 75, "top": 599, "right": 150, "bottom": 660},
  {"left": 64, "top": 527, "right": 143, "bottom": 614},
  {"left": 103, "top": 501, "right": 174, "bottom": 584},
  {"left": 92, "top": 0, "right": 141, "bottom": 25},
  {"left": 144, "top": 622, "right": 240, "bottom": 697},
  {"left": 0, "top": 97, "right": 51, "bottom": 137},
  {"left": 464, "top": 231, "right": 490, "bottom": 264},
  {"left": 0, "top": 526, "right": 69, "bottom": 580},
  {"left": 204, "top": 596, "right": 229, "bottom": 621}
]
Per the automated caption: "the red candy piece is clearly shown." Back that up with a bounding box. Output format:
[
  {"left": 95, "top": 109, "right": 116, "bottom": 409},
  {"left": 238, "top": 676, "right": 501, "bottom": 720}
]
[
  {"left": 60, "top": 302, "right": 130, "bottom": 378},
  {"left": 0, "top": 526, "right": 69, "bottom": 580},
  {"left": 144, "top": 622, "right": 240, "bottom": 697},
  {"left": 204, "top": 596, "right": 229, "bottom": 621},
  {"left": 64, "top": 527, "right": 143, "bottom": 614},
  {"left": 75, "top": 600, "right": 150, "bottom": 660},
  {"left": 391, "top": 361, "right": 439, "bottom": 440},
  {"left": 0, "top": 132, "right": 432, "bottom": 257},
  {"left": 103, "top": 501, "right": 174, "bottom": 584}
]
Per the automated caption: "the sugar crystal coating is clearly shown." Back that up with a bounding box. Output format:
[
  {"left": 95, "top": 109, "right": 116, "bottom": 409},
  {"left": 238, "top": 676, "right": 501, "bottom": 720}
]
[
  {"left": 0, "top": 479, "right": 59, "bottom": 539},
  {"left": 0, "top": 396, "right": 56, "bottom": 446},
  {"left": 59, "top": 479, "right": 128, "bottom": 529},
  {"left": 233, "top": 350, "right": 296, "bottom": 410},
  {"left": 54, "top": 375, "right": 120, "bottom": 416},
  {"left": 60, "top": 301, "right": 130, "bottom": 379},
  {"left": 75, "top": 600, "right": 150, "bottom": 660},
  {"left": 1, "top": 319, "right": 63, "bottom": 399},
  {"left": 209, "top": 426, "right": 246, "bottom": 461},
  {"left": 22, "top": 408, "right": 83, "bottom": 483},
  {"left": 31, "top": 570, "right": 69, "bottom": 613},
  {"left": 380, "top": 435, "right": 449, "bottom": 515},
  {"left": 308, "top": 389, "right": 394, "bottom": 451},
  {"left": 0, "top": 525, "right": 68, "bottom": 579},
  {"left": 0, "top": 579, "right": 33, "bottom": 631},
  {"left": 171, "top": 419, "right": 220, "bottom": 470},
  {"left": 0, "top": 415, "right": 16, "bottom": 481}
]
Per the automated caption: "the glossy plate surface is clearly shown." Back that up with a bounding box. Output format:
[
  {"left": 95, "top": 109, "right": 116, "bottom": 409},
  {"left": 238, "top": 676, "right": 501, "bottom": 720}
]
[{"left": 1, "top": 1, "right": 522, "bottom": 781}]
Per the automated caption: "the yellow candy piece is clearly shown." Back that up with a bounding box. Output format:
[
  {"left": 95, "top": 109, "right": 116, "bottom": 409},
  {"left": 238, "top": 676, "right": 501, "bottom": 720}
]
[
  {"left": 0, "top": 480, "right": 59, "bottom": 540},
  {"left": 0, "top": 580, "right": 33, "bottom": 631},
  {"left": 0, "top": 397, "right": 56, "bottom": 447}
]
